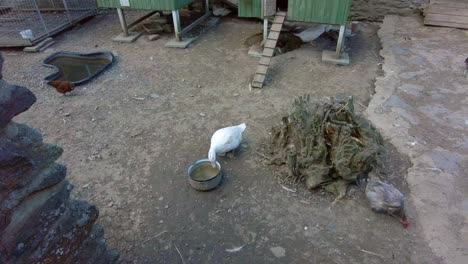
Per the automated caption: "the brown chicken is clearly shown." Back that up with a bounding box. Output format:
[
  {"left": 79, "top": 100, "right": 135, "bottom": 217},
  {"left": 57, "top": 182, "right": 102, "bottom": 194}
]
[{"left": 48, "top": 80, "right": 75, "bottom": 95}]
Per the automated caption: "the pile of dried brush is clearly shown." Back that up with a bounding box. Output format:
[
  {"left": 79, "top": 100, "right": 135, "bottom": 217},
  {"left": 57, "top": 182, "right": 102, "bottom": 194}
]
[{"left": 262, "top": 95, "right": 384, "bottom": 200}]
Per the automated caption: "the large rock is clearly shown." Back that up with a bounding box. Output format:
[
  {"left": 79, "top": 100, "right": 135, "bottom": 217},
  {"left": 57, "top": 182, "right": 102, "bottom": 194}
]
[
  {"left": 0, "top": 80, "right": 36, "bottom": 127},
  {"left": 0, "top": 52, "right": 117, "bottom": 263}
]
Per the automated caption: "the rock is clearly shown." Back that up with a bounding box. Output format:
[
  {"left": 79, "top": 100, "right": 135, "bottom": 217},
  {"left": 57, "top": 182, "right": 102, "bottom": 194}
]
[
  {"left": 213, "top": 7, "right": 231, "bottom": 17},
  {"left": 270, "top": 246, "right": 286, "bottom": 258},
  {"left": 199, "top": 113, "right": 206, "bottom": 117},
  {"left": 0, "top": 80, "right": 36, "bottom": 127},
  {"left": 143, "top": 23, "right": 163, "bottom": 34},
  {"left": 295, "top": 25, "right": 332, "bottom": 42},
  {"left": 233, "top": 93, "right": 240, "bottom": 97},
  {"left": 148, "top": 34, "right": 160, "bottom": 41},
  {"left": 0, "top": 76, "right": 117, "bottom": 263},
  {"left": 0, "top": 181, "right": 72, "bottom": 249}
]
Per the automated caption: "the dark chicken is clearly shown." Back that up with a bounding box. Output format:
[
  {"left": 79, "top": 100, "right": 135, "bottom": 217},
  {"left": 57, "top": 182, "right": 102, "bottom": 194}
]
[{"left": 365, "top": 180, "right": 411, "bottom": 228}]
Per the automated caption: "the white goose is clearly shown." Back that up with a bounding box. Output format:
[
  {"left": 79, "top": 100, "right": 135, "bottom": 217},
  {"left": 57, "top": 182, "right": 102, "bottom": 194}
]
[{"left": 208, "top": 123, "right": 247, "bottom": 167}]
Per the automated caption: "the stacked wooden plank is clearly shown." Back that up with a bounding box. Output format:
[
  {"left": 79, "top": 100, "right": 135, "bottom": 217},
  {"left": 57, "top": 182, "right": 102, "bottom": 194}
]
[
  {"left": 424, "top": 0, "right": 468, "bottom": 29},
  {"left": 251, "top": 12, "right": 287, "bottom": 89}
]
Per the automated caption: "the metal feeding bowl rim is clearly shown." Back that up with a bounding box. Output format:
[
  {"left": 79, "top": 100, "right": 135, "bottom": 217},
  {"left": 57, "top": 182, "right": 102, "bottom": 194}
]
[{"left": 187, "top": 159, "right": 222, "bottom": 182}]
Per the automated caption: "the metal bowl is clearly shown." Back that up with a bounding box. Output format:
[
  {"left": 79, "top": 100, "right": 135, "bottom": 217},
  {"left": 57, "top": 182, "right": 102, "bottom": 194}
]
[{"left": 187, "top": 159, "right": 223, "bottom": 191}]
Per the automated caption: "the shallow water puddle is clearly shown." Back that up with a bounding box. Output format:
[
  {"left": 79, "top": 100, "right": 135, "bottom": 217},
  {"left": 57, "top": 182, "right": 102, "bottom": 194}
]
[{"left": 43, "top": 51, "right": 115, "bottom": 86}]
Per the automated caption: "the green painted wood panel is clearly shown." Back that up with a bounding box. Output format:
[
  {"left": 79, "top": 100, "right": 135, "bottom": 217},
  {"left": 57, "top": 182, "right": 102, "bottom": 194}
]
[
  {"left": 97, "top": 0, "right": 192, "bottom": 11},
  {"left": 238, "top": 0, "right": 263, "bottom": 18},
  {"left": 288, "top": 0, "right": 351, "bottom": 25}
]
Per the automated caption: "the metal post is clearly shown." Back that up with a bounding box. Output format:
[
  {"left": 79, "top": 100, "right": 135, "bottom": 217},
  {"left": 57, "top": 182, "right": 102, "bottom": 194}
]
[
  {"left": 61, "top": 0, "right": 73, "bottom": 23},
  {"left": 32, "top": 0, "right": 49, "bottom": 34},
  {"left": 205, "top": 0, "right": 210, "bottom": 13},
  {"left": 117, "top": 8, "right": 129, "bottom": 37},
  {"left": 335, "top": 25, "right": 346, "bottom": 58},
  {"left": 263, "top": 19, "right": 268, "bottom": 45},
  {"left": 172, "top": 10, "right": 182, "bottom": 41}
]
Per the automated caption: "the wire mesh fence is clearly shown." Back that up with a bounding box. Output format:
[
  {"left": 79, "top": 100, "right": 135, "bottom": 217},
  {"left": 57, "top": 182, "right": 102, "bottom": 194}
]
[{"left": 0, "top": 0, "right": 97, "bottom": 47}]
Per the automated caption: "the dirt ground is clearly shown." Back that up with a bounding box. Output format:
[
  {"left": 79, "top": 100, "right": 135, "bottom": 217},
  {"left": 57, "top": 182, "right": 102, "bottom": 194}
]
[{"left": 3, "top": 12, "right": 440, "bottom": 263}]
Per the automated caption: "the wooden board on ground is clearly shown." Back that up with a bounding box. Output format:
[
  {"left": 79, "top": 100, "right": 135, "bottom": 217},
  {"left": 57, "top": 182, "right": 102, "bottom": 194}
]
[{"left": 424, "top": 0, "right": 468, "bottom": 29}]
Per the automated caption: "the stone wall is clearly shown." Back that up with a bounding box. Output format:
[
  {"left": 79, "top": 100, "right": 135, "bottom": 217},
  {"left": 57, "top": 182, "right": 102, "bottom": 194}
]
[
  {"left": 0, "top": 53, "right": 118, "bottom": 263},
  {"left": 350, "top": 0, "right": 429, "bottom": 21}
]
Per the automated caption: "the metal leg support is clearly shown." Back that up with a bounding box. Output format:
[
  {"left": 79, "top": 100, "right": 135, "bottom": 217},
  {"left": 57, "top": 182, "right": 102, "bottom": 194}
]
[
  {"left": 172, "top": 10, "right": 182, "bottom": 41},
  {"left": 335, "top": 25, "right": 346, "bottom": 58},
  {"left": 117, "top": 8, "right": 129, "bottom": 37},
  {"left": 263, "top": 19, "right": 268, "bottom": 45}
]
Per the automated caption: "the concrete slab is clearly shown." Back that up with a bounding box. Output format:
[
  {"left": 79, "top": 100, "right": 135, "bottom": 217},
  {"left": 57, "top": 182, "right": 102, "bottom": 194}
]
[
  {"left": 164, "top": 17, "right": 219, "bottom": 49},
  {"left": 165, "top": 38, "right": 196, "bottom": 49},
  {"left": 248, "top": 44, "right": 263, "bottom": 58},
  {"left": 23, "top": 37, "right": 54, "bottom": 52},
  {"left": 367, "top": 15, "right": 468, "bottom": 264},
  {"left": 38, "top": 40, "right": 56, "bottom": 52},
  {"left": 112, "top": 32, "right": 142, "bottom": 43},
  {"left": 321, "top": 50, "right": 350, "bottom": 65}
]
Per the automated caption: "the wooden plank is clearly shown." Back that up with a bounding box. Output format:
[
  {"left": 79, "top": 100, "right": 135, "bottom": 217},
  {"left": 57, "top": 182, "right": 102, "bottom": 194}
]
[
  {"left": 426, "top": 6, "right": 468, "bottom": 17},
  {"left": 273, "top": 15, "right": 286, "bottom": 23},
  {"left": 253, "top": 74, "right": 266, "bottom": 83},
  {"left": 425, "top": 13, "right": 468, "bottom": 24},
  {"left": 251, "top": 81, "right": 263, "bottom": 88},
  {"left": 256, "top": 65, "right": 269, "bottom": 75},
  {"left": 259, "top": 57, "right": 272, "bottom": 66},
  {"left": 263, "top": 47, "right": 275, "bottom": 57},
  {"left": 425, "top": 20, "right": 468, "bottom": 29},
  {"left": 270, "top": 23, "right": 283, "bottom": 32},
  {"left": 268, "top": 31, "right": 280, "bottom": 40},
  {"left": 264, "top": 39, "right": 276, "bottom": 49}
]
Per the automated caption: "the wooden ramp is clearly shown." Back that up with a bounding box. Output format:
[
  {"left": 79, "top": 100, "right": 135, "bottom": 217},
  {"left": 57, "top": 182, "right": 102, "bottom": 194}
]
[
  {"left": 251, "top": 12, "right": 287, "bottom": 89},
  {"left": 424, "top": 0, "right": 468, "bottom": 29}
]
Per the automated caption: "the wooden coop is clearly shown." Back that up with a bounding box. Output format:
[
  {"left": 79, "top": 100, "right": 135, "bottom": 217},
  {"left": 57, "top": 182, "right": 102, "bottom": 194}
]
[
  {"left": 230, "top": 0, "right": 352, "bottom": 88},
  {"left": 97, "top": 0, "right": 210, "bottom": 46}
]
